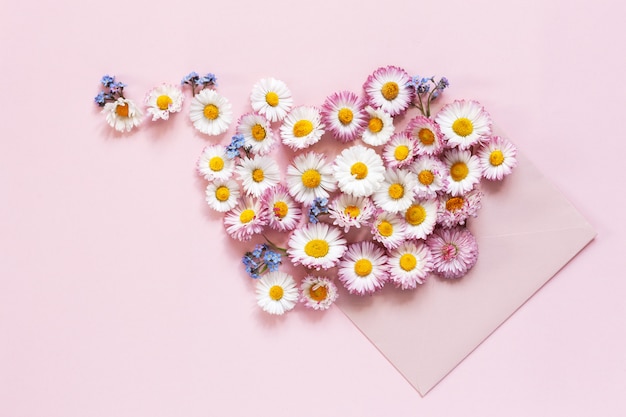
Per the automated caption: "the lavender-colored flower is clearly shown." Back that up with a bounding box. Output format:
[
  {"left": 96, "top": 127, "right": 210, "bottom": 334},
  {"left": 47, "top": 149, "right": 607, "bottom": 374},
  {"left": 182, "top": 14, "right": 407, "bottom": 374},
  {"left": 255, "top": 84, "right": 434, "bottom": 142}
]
[
  {"left": 199, "top": 73, "right": 217, "bottom": 86},
  {"left": 181, "top": 71, "right": 200, "bottom": 85},
  {"left": 308, "top": 197, "right": 329, "bottom": 223},
  {"left": 100, "top": 75, "right": 115, "bottom": 87},
  {"left": 263, "top": 250, "right": 282, "bottom": 271},
  {"left": 94, "top": 91, "right": 106, "bottom": 106}
]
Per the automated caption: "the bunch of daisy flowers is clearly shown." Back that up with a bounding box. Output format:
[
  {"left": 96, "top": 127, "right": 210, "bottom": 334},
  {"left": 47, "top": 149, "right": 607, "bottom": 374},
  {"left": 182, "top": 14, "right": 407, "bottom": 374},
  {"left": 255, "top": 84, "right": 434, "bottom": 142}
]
[{"left": 197, "top": 66, "right": 518, "bottom": 315}]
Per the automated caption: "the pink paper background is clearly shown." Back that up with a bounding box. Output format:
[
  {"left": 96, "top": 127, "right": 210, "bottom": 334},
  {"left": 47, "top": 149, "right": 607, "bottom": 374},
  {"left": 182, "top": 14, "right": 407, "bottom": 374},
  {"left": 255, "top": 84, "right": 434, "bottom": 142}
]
[{"left": 1, "top": 0, "right": 624, "bottom": 416}]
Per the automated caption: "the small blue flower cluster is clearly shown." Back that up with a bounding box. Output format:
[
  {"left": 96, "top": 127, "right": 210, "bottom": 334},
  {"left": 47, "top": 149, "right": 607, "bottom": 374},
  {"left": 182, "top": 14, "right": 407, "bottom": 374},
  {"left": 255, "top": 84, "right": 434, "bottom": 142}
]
[
  {"left": 181, "top": 71, "right": 217, "bottom": 96},
  {"left": 242, "top": 243, "right": 283, "bottom": 278},
  {"left": 225, "top": 133, "right": 251, "bottom": 159},
  {"left": 407, "top": 75, "right": 450, "bottom": 117},
  {"left": 308, "top": 197, "right": 329, "bottom": 224},
  {"left": 94, "top": 75, "right": 127, "bottom": 107}
]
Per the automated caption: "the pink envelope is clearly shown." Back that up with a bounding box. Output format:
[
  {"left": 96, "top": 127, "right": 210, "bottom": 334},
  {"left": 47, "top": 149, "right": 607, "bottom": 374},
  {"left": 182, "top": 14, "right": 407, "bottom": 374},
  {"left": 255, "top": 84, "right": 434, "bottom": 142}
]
[{"left": 335, "top": 149, "right": 596, "bottom": 395}]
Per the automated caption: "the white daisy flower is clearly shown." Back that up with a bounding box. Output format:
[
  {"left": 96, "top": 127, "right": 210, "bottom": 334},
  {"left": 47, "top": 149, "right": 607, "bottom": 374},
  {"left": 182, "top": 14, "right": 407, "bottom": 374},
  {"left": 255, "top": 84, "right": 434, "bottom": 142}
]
[
  {"left": 372, "top": 169, "right": 418, "bottom": 213},
  {"left": 223, "top": 196, "right": 267, "bottom": 241},
  {"left": 321, "top": 91, "right": 367, "bottom": 143},
  {"left": 255, "top": 271, "right": 298, "bottom": 315},
  {"left": 410, "top": 156, "right": 448, "bottom": 199},
  {"left": 405, "top": 116, "right": 445, "bottom": 156},
  {"left": 333, "top": 145, "right": 385, "bottom": 197},
  {"left": 338, "top": 241, "right": 388, "bottom": 295},
  {"left": 287, "top": 222, "right": 347, "bottom": 270},
  {"left": 435, "top": 100, "right": 492, "bottom": 149},
  {"left": 286, "top": 152, "right": 336, "bottom": 204},
  {"left": 477, "top": 136, "right": 518, "bottom": 180},
  {"left": 103, "top": 97, "right": 143, "bottom": 132},
  {"left": 370, "top": 210, "right": 407, "bottom": 250},
  {"left": 197, "top": 145, "right": 235, "bottom": 181},
  {"left": 236, "top": 112, "right": 276, "bottom": 156},
  {"left": 280, "top": 106, "right": 325, "bottom": 150},
  {"left": 205, "top": 178, "right": 240, "bottom": 212},
  {"left": 250, "top": 77, "right": 294, "bottom": 123},
  {"left": 382, "top": 132, "right": 417, "bottom": 169},
  {"left": 261, "top": 184, "right": 302, "bottom": 232},
  {"left": 361, "top": 106, "right": 395, "bottom": 147},
  {"left": 363, "top": 65, "right": 413, "bottom": 116},
  {"left": 402, "top": 198, "right": 439, "bottom": 240},
  {"left": 236, "top": 155, "right": 282, "bottom": 198},
  {"left": 189, "top": 89, "right": 233, "bottom": 136},
  {"left": 443, "top": 148, "right": 482, "bottom": 196},
  {"left": 387, "top": 241, "right": 433, "bottom": 290},
  {"left": 300, "top": 275, "right": 339, "bottom": 311},
  {"left": 144, "top": 84, "right": 184, "bottom": 121},
  {"left": 328, "top": 194, "right": 376, "bottom": 233}
]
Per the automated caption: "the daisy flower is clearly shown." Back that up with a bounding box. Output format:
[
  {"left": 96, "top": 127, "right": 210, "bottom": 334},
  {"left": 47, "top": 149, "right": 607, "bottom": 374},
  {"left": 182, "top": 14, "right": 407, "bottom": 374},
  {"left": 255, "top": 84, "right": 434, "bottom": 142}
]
[
  {"left": 197, "top": 145, "right": 235, "bottom": 181},
  {"left": 328, "top": 194, "right": 375, "bottom": 233},
  {"left": 333, "top": 145, "right": 385, "bottom": 197},
  {"left": 236, "top": 112, "right": 276, "bottom": 156},
  {"left": 382, "top": 132, "right": 417, "bottom": 169},
  {"left": 205, "top": 178, "right": 240, "bottom": 213},
  {"left": 261, "top": 184, "right": 302, "bottom": 232},
  {"left": 300, "top": 275, "right": 339, "bottom": 311},
  {"left": 361, "top": 106, "right": 395, "bottom": 147},
  {"left": 372, "top": 169, "right": 418, "bottom": 213},
  {"left": 287, "top": 222, "right": 347, "bottom": 270},
  {"left": 321, "top": 91, "right": 367, "bottom": 142},
  {"left": 280, "top": 106, "right": 325, "bottom": 150},
  {"left": 144, "top": 83, "right": 184, "bottom": 121},
  {"left": 103, "top": 97, "right": 143, "bottom": 132},
  {"left": 427, "top": 226, "right": 479, "bottom": 279},
  {"left": 286, "top": 152, "right": 337, "bottom": 204},
  {"left": 405, "top": 115, "right": 445, "bottom": 156},
  {"left": 435, "top": 100, "right": 492, "bottom": 149},
  {"left": 443, "top": 148, "right": 481, "bottom": 196},
  {"left": 189, "top": 89, "right": 232, "bottom": 136},
  {"left": 437, "top": 188, "right": 483, "bottom": 228},
  {"left": 370, "top": 210, "right": 407, "bottom": 250},
  {"left": 250, "top": 77, "right": 294, "bottom": 123},
  {"left": 255, "top": 271, "right": 298, "bottom": 315},
  {"left": 338, "top": 241, "right": 388, "bottom": 295},
  {"left": 410, "top": 156, "right": 448, "bottom": 199},
  {"left": 387, "top": 240, "right": 434, "bottom": 289},
  {"left": 402, "top": 198, "right": 439, "bottom": 240},
  {"left": 236, "top": 155, "right": 282, "bottom": 198},
  {"left": 363, "top": 65, "right": 413, "bottom": 116},
  {"left": 224, "top": 196, "right": 268, "bottom": 241},
  {"left": 477, "top": 136, "right": 518, "bottom": 180}
]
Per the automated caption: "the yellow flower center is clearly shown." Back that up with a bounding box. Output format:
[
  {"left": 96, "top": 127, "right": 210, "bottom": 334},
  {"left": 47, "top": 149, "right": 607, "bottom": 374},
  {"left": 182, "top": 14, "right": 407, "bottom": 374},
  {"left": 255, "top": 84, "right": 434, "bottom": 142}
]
[
  {"left": 269, "top": 285, "right": 284, "bottom": 301},
  {"left": 209, "top": 156, "right": 224, "bottom": 171},
  {"left": 203, "top": 104, "right": 219, "bottom": 120},
  {"left": 381, "top": 81, "right": 399, "bottom": 101},
  {"left": 293, "top": 120, "right": 314, "bottom": 138},
  {"left": 252, "top": 168, "right": 264, "bottom": 183},
  {"left": 338, "top": 108, "right": 354, "bottom": 125},
  {"left": 156, "top": 95, "right": 173, "bottom": 110},
  {"left": 450, "top": 162, "right": 469, "bottom": 182},
  {"left": 388, "top": 183, "right": 404, "bottom": 200},
  {"left": 399, "top": 253, "right": 417, "bottom": 271},
  {"left": 301, "top": 169, "right": 321, "bottom": 188},
  {"left": 350, "top": 162, "right": 368, "bottom": 179},
  {"left": 368, "top": 117, "right": 384, "bottom": 133},
  {"left": 446, "top": 196, "right": 465, "bottom": 212},
  {"left": 304, "top": 239, "right": 330, "bottom": 258},
  {"left": 115, "top": 103, "right": 129, "bottom": 117},
  {"left": 215, "top": 186, "right": 230, "bottom": 202},
  {"left": 308, "top": 284, "right": 328, "bottom": 302},
  {"left": 251, "top": 124, "right": 266, "bottom": 141},
  {"left": 418, "top": 170, "right": 434, "bottom": 185},
  {"left": 377, "top": 220, "right": 393, "bottom": 237},
  {"left": 394, "top": 145, "right": 410, "bottom": 161},
  {"left": 273, "top": 201, "right": 289, "bottom": 218},
  {"left": 344, "top": 205, "right": 360, "bottom": 219},
  {"left": 452, "top": 117, "right": 473, "bottom": 137},
  {"left": 354, "top": 259, "right": 373, "bottom": 277},
  {"left": 265, "top": 92, "right": 279, "bottom": 107},
  {"left": 489, "top": 150, "right": 505, "bottom": 166},
  {"left": 239, "top": 209, "right": 255, "bottom": 223},
  {"left": 417, "top": 128, "right": 435, "bottom": 145},
  {"left": 405, "top": 205, "right": 426, "bottom": 226}
]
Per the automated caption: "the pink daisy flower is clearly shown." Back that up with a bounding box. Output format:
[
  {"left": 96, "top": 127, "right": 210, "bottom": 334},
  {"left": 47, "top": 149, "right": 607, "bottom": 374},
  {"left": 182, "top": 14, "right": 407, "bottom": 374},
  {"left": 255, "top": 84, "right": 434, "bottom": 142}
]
[
  {"left": 299, "top": 275, "right": 339, "bottom": 311},
  {"left": 261, "top": 184, "right": 302, "bottom": 232},
  {"left": 435, "top": 100, "right": 492, "bottom": 150},
  {"left": 328, "top": 194, "right": 376, "bottom": 233},
  {"left": 437, "top": 188, "right": 483, "bottom": 228},
  {"left": 426, "top": 226, "right": 479, "bottom": 279},
  {"left": 223, "top": 196, "right": 268, "bottom": 241},
  {"left": 382, "top": 132, "right": 418, "bottom": 169},
  {"left": 387, "top": 240, "right": 434, "bottom": 289},
  {"left": 363, "top": 66, "right": 413, "bottom": 116},
  {"left": 321, "top": 91, "right": 367, "bottom": 143},
  {"left": 477, "top": 136, "right": 518, "bottom": 180},
  {"left": 370, "top": 210, "right": 407, "bottom": 250},
  {"left": 410, "top": 156, "right": 448, "bottom": 199},
  {"left": 405, "top": 116, "right": 445, "bottom": 156},
  {"left": 338, "top": 241, "right": 389, "bottom": 295}
]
